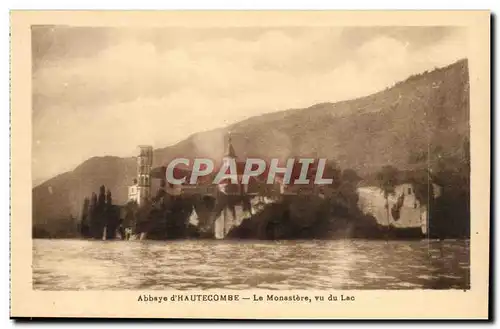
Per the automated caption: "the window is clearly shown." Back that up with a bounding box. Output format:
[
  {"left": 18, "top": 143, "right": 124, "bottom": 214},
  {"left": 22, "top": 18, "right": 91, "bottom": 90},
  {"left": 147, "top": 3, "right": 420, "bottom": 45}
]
[{"left": 408, "top": 187, "right": 412, "bottom": 194}]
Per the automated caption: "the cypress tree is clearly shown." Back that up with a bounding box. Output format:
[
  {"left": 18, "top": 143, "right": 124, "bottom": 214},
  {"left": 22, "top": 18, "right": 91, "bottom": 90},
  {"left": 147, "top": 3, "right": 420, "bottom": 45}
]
[
  {"left": 89, "top": 192, "right": 98, "bottom": 238},
  {"left": 80, "top": 197, "right": 90, "bottom": 237}
]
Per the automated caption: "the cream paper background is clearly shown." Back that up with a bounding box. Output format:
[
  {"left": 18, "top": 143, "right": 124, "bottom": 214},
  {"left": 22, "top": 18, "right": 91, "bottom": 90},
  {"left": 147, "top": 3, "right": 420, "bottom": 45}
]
[{"left": 10, "top": 10, "right": 490, "bottom": 319}]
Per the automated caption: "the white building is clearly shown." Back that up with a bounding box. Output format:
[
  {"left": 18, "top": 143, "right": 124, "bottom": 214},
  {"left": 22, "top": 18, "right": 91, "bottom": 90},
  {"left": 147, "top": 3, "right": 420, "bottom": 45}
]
[
  {"left": 127, "top": 179, "right": 151, "bottom": 206},
  {"left": 357, "top": 182, "right": 441, "bottom": 234},
  {"left": 127, "top": 145, "right": 153, "bottom": 206}
]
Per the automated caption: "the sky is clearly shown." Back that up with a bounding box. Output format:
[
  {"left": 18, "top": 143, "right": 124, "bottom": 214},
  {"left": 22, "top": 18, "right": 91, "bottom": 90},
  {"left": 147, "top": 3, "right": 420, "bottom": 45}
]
[{"left": 32, "top": 26, "right": 467, "bottom": 184}]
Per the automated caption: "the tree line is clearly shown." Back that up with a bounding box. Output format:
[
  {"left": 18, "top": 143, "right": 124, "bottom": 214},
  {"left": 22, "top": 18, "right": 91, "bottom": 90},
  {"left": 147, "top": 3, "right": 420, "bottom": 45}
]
[
  {"left": 75, "top": 144, "right": 470, "bottom": 240},
  {"left": 80, "top": 185, "right": 121, "bottom": 239}
]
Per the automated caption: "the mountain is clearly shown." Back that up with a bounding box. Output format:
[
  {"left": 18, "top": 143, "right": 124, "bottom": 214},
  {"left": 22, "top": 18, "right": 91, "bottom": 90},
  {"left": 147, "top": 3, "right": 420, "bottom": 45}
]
[{"left": 32, "top": 59, "right": 470, "bottom": 232}]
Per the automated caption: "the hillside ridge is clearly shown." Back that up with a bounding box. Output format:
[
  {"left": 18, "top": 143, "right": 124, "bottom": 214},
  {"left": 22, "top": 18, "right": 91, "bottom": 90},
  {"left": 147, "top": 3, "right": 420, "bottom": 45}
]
[{"left": 32, "top": 59, "right": 470, "bottom": 230}]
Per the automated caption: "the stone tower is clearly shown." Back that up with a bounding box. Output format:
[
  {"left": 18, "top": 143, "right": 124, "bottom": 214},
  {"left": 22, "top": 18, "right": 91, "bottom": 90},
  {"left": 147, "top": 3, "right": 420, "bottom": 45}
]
[{"left": 135, "top": 145, "right": 153, "bottom": 206}]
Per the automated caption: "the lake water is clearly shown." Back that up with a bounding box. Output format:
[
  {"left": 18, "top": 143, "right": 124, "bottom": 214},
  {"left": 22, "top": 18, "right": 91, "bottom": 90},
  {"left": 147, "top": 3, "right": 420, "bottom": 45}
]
[{"left": 33, "top": 239, "right": 470, "bottom": 290}]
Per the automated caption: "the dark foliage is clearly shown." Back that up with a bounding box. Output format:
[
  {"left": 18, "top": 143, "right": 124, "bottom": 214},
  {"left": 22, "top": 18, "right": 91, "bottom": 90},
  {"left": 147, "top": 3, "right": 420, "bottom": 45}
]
[
  {"left": 33, "top": 60, "right": 471, "bottom": 240},
  {"left": 77, "top": 186, "right": 121, "bottom": 240}
]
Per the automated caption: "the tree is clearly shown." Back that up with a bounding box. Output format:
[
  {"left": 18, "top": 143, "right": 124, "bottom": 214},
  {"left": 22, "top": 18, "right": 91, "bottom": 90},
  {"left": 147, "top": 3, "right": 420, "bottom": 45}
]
[
  {"left": 89, "top": 185, "right": 106, "bottom": 239},
  {"left": 80, "top": 197, "right": 90, "bottom": 237},
  {"left": 123, "top": 200, "right": 139, "bottom": 239},
  {"left": 106, "top": 189, "right": 112, "bottom": 205},
  {"left": 337, "top": 168, "right": 362, "bottom": 216},
  {"left": 342, "top": 168, "right": 361, "bottom": 184},
  {"left": 90, "top": 192, "right": 97, "bottom": 208},
  {"left": 407, "top": 169, "right": 433, "bottom": 207},
  {"left": 319, "top": 160, "right": 342, "bottom": 188},
  {"left": 104, "top": 189, "right": 120, "bottom": 240},
  {"left": 88, "top": 192, "right": 99, "bottom": 238},
  {"left": 376, "top": 165, "right": 399, "bottom": 225},
  {"left": 98, "top": 185, "right": 106, "bottom": 208}
]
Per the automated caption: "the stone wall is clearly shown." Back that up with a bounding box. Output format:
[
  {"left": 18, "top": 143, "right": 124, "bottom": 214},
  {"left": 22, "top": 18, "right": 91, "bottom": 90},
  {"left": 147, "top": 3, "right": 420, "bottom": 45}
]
[{"left": 357, "top": 183, "right": 427, "bottom": 234}]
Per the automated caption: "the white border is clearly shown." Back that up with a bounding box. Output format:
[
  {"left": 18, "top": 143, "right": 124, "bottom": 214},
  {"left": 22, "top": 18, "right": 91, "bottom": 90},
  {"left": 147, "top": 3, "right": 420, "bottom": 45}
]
[{"left": 3, "top": 1, "right": 497, "bottom": 328}]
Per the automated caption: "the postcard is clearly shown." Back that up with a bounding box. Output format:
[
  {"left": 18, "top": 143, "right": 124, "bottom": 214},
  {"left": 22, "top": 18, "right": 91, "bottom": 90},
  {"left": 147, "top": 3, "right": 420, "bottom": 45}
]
[{"left": 10, "top": 10, "right": 490, "bottom": 319}]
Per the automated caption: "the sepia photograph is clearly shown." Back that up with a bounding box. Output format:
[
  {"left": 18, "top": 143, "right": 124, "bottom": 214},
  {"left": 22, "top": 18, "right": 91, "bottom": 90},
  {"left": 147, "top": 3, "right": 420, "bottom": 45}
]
[{"left": 10, "top": 10, "right": 490, "bottom": 319}]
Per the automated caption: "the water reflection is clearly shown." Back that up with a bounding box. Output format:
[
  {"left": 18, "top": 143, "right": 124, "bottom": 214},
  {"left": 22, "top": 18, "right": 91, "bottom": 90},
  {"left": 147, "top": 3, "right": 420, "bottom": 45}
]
[{"left": 33, "top": 239, "right": 470, "bottom": 290}]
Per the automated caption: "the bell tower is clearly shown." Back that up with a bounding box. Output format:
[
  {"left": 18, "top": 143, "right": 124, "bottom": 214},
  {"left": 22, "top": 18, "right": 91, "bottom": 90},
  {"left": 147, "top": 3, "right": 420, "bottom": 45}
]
[
  {"left": 223, "top": 132, "right": 237, "bottom": 166},
  {"left": 136, "top": 145, "right": 153, "bottom": 206}
]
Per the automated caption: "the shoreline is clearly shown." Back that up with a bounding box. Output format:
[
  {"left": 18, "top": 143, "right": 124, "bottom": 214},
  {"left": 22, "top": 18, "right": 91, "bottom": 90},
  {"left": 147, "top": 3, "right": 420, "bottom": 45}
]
[{"left": 32, "top": 237, "right": 471, "bottom": 242}]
